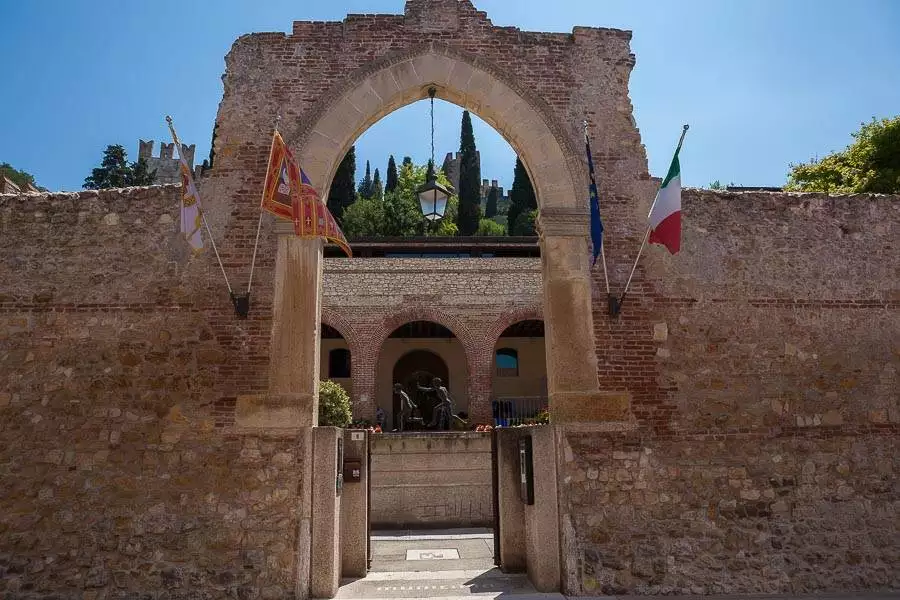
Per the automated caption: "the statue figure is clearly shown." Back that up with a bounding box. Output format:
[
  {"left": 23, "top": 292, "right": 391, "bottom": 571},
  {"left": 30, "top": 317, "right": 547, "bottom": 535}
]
[
  {"left": 393, "top": 383, "right": 417, "bottom": 432},
  {"left": 418, "top": 377, "right": 453, "bottom": 430}
]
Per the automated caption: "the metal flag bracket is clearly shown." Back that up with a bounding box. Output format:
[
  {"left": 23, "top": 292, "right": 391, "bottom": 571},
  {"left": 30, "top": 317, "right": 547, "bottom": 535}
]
[{"left": 230, "top": 292, "right": 250, "bottom": 319}]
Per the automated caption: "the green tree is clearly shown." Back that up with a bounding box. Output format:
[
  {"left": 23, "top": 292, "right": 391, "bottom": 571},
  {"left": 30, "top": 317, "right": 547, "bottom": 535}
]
[
  {"left": 786, "top": 116, "right": 900, "bottom": 193},
  {"left": 327, "top": 146, "right": 357, "bottom": 223},
  {"left": 358, "top": 160, "right": 373, "bottom": 199},
  {"left": 83, "top": 144, "right": 156, "bottom": 189},
  {"left": 402, "top": 156, "right": 413, "bottom": 168},
  {"left": 386, "top": 155, "right": 399, "bottom": 193},
  {"left": 318, "top": 380, "right": 352, "bottom": 427},
  {"left": 456, "top": 111, "right": 482, "bottom": 235},
  {"left": 512, "top": 209, "right": 537, "bottom": 236},
  {"left": 0, "top": 163, "right": 45, "bottom": 191},
  {"left": 372, "top": 168, "right": 384, "bottom": 201},
  {"left": 508, "top": 158, "right": 537, "bottom": 235},
  {"left": 342, "top": 160, "right": 457, "bottom": 238},
  {"left": 341, "top": 197, "right": 386, "bottom": 238},
  {"left": 485, "top": 185, "right": 499, "bottom": 218},
  {"left": 474, "top": 218, "right": 506, "bottom": 236}
]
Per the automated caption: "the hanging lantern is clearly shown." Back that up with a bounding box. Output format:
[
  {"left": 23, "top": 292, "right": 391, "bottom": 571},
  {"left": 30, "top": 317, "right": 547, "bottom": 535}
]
[{"left": 416, "top": 87, "right": 451, "bottom": 222}]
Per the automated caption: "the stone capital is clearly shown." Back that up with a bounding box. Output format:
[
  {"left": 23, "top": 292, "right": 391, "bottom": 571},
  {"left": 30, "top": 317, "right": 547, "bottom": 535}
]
[
  {"left": 234, "top": 393, "right": 315, "bottom": 432},
  {"left": 550, "top": 391, "right": 632, "bottom": 423},
  {"left": 538, "top": 207, "right": 590, "bottom": 238}
]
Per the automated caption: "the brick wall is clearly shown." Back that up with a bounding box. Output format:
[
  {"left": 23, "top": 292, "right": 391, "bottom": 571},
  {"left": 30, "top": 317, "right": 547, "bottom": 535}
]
[
  {"left": 563, "top": 190, "right": 900, "bottom": 594},
  {"left": 322, "top": 256, "right": 543, "bottom": 424}
]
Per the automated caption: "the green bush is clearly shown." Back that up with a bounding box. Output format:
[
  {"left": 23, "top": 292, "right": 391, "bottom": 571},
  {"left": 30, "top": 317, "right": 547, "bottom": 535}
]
[
  {"left": 318, "top": 380, "right": 352, "bottom": 427},
  {"left": 474, "top": 218, "right": 506, "bottom": 236}
]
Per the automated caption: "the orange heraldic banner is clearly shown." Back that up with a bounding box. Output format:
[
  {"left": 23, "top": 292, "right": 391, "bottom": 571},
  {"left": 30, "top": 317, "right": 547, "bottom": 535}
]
[{"left": 261, "top": 130, "right": 352, "bottom": 257}]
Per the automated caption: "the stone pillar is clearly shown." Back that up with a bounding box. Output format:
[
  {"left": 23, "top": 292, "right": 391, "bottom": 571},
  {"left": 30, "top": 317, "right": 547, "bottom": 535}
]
[
  {"left": 267, "top": 235, "right": 324, "bottom": 426},
  {"left": 538, "top": 208, "right": 630, "bottom": 422},
  {"left": 466, "top": 341, "right": 494, "bottom": 426}
]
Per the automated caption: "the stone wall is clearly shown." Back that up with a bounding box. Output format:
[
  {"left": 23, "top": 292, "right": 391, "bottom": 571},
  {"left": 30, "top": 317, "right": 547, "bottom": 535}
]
[
  {"left": 370, "top": 432, "right": 492, "bottom": 528},
  {"left": 562, "top": 190, "right": 900, "bottom": 595},
  {"left": 0, "top": 186, "right": 304, "bottom": 598}
]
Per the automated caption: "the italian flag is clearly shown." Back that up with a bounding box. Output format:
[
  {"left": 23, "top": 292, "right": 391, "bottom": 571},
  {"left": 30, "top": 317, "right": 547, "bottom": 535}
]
[{"left": 647, "top": 145, "right": 683, "bottom": 254}]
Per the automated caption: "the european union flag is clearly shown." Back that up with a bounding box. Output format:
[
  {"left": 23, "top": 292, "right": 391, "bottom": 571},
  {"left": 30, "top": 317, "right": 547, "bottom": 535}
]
[{"left": 585, "top": 133, "right": 604, "bottom": 266}]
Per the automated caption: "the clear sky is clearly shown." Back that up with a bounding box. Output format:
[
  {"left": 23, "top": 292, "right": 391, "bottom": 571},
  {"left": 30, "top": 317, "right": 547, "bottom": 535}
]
[{"left": 1, "top": 0, "right": 898, "bottom": 193}]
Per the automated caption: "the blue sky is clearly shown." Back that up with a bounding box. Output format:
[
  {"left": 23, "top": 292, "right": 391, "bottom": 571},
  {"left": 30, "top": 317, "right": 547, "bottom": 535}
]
[{"left": 1, "top": 0, "right": 898, "bottom": 192}]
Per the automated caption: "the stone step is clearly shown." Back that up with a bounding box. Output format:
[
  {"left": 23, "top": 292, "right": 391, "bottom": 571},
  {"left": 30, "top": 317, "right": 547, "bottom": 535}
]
[{"left": 337, "top": 569, "right": 562, "bottom": 599}]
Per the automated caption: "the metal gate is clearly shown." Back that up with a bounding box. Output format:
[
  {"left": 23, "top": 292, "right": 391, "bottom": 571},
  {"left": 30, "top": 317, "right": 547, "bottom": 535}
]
[
  {"left": 366, "top": 433, "right": 372, "bottom": 571},
  {"left": 491, "top": 428, "right": 501, "bottom": 566}
]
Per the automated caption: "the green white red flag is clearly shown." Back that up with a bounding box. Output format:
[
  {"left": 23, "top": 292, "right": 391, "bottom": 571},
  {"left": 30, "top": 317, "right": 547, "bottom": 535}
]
[{"left": 647, "top": 144, "right": 683, "bottom": 254}]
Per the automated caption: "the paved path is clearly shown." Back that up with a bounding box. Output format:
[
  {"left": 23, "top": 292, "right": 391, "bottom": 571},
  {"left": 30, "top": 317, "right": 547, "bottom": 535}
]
[{"left": 338, "top": 529, "right": 899, "bottom": 600}]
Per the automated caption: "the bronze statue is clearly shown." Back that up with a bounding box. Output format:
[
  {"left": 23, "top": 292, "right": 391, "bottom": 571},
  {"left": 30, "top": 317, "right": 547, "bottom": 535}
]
[
  {"left": 418, "top": 377, "right": 453, "bottom": 430},
  {"left": 393, "top": 383, "right": 417, "bottom": 432}
]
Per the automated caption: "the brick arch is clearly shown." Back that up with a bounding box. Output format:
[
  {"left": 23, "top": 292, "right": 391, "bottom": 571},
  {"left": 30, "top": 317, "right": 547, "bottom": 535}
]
[
  {"left": 320, "top": 306, "right": 362, "bottom": 381},
  {"left": 374, "top": 307, "right": 477, "bottom": 356},
  {"left": 485, "top": 305, "right": 545, "bottom": 350},
  {"left": 290, "top": 42, "right": 584, "bottom": 213},
  {"left": 320, "top": 307, "right": 358, "bottom": 352}
]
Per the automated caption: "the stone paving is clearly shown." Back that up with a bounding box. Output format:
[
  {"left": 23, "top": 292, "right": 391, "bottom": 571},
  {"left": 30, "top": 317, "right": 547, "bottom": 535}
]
[{"left": 336, "top": 529, "right": 900, "bottom": 600}]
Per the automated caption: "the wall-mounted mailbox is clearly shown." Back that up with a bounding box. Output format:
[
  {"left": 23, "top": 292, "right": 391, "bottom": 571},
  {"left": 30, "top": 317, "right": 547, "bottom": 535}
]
[
  {"left": 518, "top": 435, "right": 534, "bottom": 505},
  {"left": 343, "top": 459, "right": 362, "bottom": 482}
]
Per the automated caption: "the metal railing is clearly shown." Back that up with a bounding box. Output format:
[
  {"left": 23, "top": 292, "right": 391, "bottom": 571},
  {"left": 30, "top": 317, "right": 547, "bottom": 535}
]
[{"left": 492, "top": 396, "right": 548, "bottom": 427}]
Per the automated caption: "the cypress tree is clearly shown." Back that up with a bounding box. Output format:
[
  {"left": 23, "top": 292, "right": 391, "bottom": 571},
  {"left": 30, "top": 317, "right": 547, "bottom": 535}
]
[
  {"left": 327, "top": 146, "right": 357, "bottom": 222},
  {"left": 372, "top": 168, "right": 384, "bottom": 201},
  {"left": 386, "top": 155, "right": 399, "bottom": 193},
  {"left": 358, "top": 160, "right": 373, "bottom": 199},
  {"left": 507, "top": 157, "right": 537, "bottom": 235},
  {"left": 485, "top": 185, "right": 499, "bottom": 219},
  {"left": 456, "top": 110, "right": 482, "bottom": 236}
]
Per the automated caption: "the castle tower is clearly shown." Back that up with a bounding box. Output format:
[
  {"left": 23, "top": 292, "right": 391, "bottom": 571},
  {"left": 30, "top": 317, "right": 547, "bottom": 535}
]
[{"left": 137, "top": 140, "right": 196, "bottom": 185}]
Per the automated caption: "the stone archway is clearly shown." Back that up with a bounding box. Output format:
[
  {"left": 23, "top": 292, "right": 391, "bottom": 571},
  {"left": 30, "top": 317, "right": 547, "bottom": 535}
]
[
  {"left": 289, "top": 45, "right": 603, "bottom": 422},
  {"left": 290, "top": 43, "right": 583, "bottom": 212}
]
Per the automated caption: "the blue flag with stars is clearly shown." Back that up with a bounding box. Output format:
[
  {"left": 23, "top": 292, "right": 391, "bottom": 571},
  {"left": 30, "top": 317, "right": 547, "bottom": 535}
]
[{"left": 585, "top": 132, "right": 604, "bottom": 266}]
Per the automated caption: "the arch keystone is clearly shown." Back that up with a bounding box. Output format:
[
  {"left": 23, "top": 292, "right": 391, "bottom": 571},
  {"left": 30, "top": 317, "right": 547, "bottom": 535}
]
[{"left": 410, "top": 53, "right": 455, "bottom": 85}]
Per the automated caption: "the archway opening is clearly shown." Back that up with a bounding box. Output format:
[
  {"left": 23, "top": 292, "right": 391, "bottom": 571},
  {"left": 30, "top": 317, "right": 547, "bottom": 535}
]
[
  {"left": 375, "top": 320, "right": 467, "bottom": 430},
  {"left": 492, "top": 319, "right": 546, "bottom": 426},
  {"left": 320, "top": 323, "right": 352, "bottom": 399},
  {"left": 391, "top": 349, "right": 449, "bottom": 430},
  {"left": 313, "top": 95, "right": 539, "bottom": 242}
]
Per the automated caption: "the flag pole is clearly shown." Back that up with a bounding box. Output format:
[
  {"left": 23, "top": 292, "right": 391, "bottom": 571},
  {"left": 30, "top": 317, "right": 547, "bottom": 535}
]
[
  {"left": 166, "top": 115, "right": 233, "bottom": 295},
  {"left": 613, "top": 124, "right": 689, "bottom": 317},
  {"left": 583, "top": 120, "right": 611, "bottom": 298},
  {"left": 247, "top": 114, "right": 280, "bottom": 295}
]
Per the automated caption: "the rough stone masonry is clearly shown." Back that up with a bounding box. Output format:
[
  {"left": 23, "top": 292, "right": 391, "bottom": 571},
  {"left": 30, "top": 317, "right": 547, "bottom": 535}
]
[{"left": 1, "top": 1, "right": 898, "bottom": 598}]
